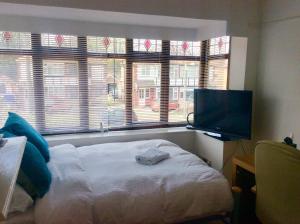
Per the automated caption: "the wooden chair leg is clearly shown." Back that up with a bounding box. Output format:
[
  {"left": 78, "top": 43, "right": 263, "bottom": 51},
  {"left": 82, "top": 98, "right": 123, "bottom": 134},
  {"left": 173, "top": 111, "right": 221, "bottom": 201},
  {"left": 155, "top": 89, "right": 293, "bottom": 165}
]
[{"left": 231, "top": 186, "right": 242, "bottom": 224}]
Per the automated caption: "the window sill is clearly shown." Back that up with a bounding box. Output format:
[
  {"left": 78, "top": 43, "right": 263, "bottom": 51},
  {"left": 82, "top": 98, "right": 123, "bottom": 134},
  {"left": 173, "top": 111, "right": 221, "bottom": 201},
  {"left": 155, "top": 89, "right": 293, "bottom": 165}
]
[{"left": 45, "top": 127, "right": 194, "bottom": 147}]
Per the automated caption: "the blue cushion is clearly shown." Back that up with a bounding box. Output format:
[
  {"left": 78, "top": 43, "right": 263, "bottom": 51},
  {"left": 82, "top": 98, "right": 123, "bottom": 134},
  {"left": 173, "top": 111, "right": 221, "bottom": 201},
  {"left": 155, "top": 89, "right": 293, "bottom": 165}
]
[
  {"left": 3, "top": 112, "right": 50, "bottom": 162},
  {"left": 1, "top": 130, "right": 52, "bottom": 199}
]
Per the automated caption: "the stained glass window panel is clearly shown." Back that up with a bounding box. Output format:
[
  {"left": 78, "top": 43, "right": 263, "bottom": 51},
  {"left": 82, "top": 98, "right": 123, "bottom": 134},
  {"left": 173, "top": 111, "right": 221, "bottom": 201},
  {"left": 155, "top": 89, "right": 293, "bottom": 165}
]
[
  {"left": 209, "top": 36, "right": 230, "bottom": 55},
  {"left": 168, "top": 61, "right": 200, "bottom": 122},
  {"left": 88, "top": 58, "right": 126, "bottom": 129},
  {"left": 87, "top": 36, "right": 126, "bottom": 54},
  {"left": 170, "top": 41, "right": 201, "bottom": 56},
  {"left": 0, "top": 31, "right": 31, "bottom": 50},
  {"left": 133, "top": 39, "right": 162, "bottom": 52},
  {"left": 41, "top": 33, "right": 78, "bottom": 48}
]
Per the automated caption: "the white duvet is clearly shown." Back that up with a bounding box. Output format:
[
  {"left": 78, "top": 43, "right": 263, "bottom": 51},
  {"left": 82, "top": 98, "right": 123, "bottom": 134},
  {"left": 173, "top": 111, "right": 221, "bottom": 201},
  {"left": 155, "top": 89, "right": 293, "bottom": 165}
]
[{"left": 34, "top": 139, "right": 233, "bottom": 224}]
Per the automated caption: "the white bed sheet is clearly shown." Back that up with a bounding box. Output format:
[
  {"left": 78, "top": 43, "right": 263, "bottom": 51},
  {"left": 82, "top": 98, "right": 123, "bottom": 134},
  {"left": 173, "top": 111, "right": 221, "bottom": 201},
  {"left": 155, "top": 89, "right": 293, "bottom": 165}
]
[
  {"left": 34, "top": 139, "right": 233, "bottom": 224},
  {"left": 4, "top": 208, "right": 35, "bottom": 224}
]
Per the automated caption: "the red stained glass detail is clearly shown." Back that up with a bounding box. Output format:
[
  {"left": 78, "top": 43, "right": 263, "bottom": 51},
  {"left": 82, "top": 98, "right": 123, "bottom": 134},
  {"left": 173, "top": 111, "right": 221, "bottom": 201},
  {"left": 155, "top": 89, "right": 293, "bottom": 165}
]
[
  {"left": 103, "top": 37, "right": 111, "bottom": 49},
  {"left": 55, "top": 35, "right": 64, "bottom": 47},
  {"left": 3, "top": 31, "right": 13, "bottom": 42},
  {"left": 218, "top": 38, "right": 223, "bottom": 50},
  {"left": 182, "top": 41, "right": 189, "bottom": 53},
  {"left": 144, "top": 39, "right": 152, "bottom": 51}
]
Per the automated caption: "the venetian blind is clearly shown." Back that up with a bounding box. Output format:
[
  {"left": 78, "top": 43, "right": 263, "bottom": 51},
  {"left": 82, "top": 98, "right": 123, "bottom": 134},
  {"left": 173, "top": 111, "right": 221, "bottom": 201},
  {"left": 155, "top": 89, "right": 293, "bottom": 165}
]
[{"left": 0, "top": 31, "right": 230, "bottom": 134}]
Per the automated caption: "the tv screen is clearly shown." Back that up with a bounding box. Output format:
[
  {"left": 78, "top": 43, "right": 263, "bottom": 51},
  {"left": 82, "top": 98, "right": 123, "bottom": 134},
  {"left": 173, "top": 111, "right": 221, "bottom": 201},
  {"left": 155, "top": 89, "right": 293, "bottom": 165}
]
[{"left": 194, "top": 89, "right": 252, "bottom": 139}]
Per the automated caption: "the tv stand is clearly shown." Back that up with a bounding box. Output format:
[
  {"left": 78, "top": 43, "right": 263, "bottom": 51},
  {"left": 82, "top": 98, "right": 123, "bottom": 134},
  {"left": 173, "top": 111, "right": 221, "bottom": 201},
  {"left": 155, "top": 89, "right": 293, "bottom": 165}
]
[
  {"left": 186, "top": 126, "right": 242, "bottom": 141},
  {"left": 204, "top": 132, "right": 231, "bottom": 141},
  {"left": 194, "top": 131, "right": 241, "bottom": 183}
]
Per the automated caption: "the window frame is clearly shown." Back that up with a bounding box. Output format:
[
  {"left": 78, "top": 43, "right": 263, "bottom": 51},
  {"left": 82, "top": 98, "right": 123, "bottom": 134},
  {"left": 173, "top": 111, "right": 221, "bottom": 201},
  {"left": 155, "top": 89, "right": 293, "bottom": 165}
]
[{"left": 0, "top": 33, "right": 230, "bottom": 135}]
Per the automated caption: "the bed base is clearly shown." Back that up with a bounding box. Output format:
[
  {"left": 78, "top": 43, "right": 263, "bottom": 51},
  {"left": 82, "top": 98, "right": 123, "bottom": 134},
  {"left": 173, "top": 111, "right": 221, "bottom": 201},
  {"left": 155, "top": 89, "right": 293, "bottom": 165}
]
[
  {"left": 7, "top": 187, "right": 241, "bottom": 224},
  {"left": 178, "top": 213, "right": 230, "bottom": 224},
  {"left": 178, "top": 186, "right": 242, "bottom": 224}
]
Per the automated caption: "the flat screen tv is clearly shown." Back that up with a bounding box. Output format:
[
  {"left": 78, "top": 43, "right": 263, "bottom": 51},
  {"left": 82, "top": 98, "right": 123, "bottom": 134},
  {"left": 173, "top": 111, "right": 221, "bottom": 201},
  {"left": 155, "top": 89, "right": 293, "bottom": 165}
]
[{"left": 193, "top": 89, "right": 252, "bottom": 140}]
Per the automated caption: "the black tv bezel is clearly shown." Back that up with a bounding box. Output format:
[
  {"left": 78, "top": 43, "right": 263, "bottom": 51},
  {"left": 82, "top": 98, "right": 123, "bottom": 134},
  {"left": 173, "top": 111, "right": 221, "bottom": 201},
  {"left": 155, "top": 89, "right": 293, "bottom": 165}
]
[{"left": 193, "top": 89, "right": 253, "bottom": 140}]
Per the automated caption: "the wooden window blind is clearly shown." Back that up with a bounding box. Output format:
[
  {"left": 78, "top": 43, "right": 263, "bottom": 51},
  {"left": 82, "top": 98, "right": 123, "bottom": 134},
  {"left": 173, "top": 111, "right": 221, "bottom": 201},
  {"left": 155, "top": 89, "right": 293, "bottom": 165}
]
[{"left": 0, "top": 32, "right": 230, "bottom": 134}]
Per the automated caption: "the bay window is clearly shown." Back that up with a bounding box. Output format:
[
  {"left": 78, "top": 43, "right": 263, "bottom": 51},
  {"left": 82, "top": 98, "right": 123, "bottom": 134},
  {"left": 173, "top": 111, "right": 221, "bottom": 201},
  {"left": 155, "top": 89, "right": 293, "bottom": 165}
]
[
  {"left": 0, "top": 55, "right": 35, "bottom": 126},
  {"left": 207, "top": 59, "right": 228, "bottom": 90},
  {"left": 43, "top": 60, "right": 80, "bottom": 131},
  {"left": 88, "top": 58, "right": 126, "bottom": 129},
  {"left": 0, "top": 31, "right": 230, "bottom": 134},
  {"left": 169, "top": 61, "right": 200, "bottom": 122},
  {"left": 132, "top": 63, "right": 161, "bottom": 123}
]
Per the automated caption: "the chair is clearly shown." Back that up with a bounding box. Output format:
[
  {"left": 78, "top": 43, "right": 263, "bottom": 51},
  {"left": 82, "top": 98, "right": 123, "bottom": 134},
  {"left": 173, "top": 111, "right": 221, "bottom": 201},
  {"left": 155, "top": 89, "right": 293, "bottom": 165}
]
[{"left": 255, "top": 140, "right": 300, "bottom": 224}]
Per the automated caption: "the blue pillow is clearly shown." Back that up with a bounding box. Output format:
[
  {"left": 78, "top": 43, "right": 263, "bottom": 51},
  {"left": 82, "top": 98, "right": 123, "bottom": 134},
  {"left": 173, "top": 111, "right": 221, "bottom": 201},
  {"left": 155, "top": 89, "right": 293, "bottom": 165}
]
[
  {"left": 0, "top": 130, "right": 52, "bottom": 199},
  {"left": 3, "top": 112, "right": 50, "bottom": 162}
]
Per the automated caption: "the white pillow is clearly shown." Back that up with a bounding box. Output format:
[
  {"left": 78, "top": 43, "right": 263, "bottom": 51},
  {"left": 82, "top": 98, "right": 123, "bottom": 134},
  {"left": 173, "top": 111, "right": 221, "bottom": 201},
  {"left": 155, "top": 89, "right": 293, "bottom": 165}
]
[{"left": 9, "top": 184, "right": 33, "bottom": 213}]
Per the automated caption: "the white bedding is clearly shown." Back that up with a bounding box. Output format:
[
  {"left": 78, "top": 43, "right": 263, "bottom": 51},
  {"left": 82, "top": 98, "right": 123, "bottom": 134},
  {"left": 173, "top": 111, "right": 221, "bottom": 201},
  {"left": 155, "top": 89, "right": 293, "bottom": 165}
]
[
  {"left": 34, "top": 139, "right": 233, "bottom": 224},
  {"left": 5, "top": 208, "right": 35, "bottom": 224}
]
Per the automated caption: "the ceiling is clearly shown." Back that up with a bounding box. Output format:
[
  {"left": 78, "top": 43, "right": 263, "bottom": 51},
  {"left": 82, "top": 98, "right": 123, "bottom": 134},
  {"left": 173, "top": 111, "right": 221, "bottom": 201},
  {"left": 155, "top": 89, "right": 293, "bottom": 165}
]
[{"left": 0, "top": 2, "right": 227, "bottom": 40}]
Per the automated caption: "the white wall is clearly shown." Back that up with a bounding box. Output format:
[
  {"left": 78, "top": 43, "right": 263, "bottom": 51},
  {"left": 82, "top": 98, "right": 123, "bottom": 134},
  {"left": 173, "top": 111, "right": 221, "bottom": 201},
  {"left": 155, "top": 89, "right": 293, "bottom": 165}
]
[
  {"left": 228, "top": 37, "right": 248, "bottom": 90},
  {"left": 255, "top": 0, "right": 300, "bottom": 143},
  {"left": 0, "top": 0, "right": 235, "bottom": 28}
]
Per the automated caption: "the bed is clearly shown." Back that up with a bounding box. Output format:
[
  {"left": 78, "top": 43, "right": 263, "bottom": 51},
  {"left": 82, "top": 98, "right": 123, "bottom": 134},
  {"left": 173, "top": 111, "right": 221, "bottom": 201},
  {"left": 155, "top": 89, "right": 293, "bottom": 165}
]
[{"left": 6, "top": 139, "right": 233, "bottom": 224}]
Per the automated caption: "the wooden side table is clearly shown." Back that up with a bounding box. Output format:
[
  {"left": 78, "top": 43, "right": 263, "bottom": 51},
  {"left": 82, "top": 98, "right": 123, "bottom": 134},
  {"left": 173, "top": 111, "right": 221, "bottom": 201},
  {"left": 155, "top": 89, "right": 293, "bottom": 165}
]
[
  {"left": 231, "top": 154, "right": 258, "bottom": 223},
  {"left": 232, "top": 154, "right": 255, "bottom": 186}
]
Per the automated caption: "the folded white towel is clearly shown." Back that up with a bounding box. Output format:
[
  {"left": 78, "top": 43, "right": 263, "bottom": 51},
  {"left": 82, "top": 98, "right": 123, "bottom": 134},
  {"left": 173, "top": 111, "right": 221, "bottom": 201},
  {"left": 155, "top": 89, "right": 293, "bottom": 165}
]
[{"left": 135, "top": 148, "right": 170, "bottom": 165}]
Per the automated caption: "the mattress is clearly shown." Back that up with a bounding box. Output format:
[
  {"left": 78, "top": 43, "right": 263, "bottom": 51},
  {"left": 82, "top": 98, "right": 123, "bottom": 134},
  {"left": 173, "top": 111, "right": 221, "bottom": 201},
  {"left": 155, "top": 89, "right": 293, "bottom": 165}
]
[{"left": 34, "top": 139, "right": 233, "bottom": 224}]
